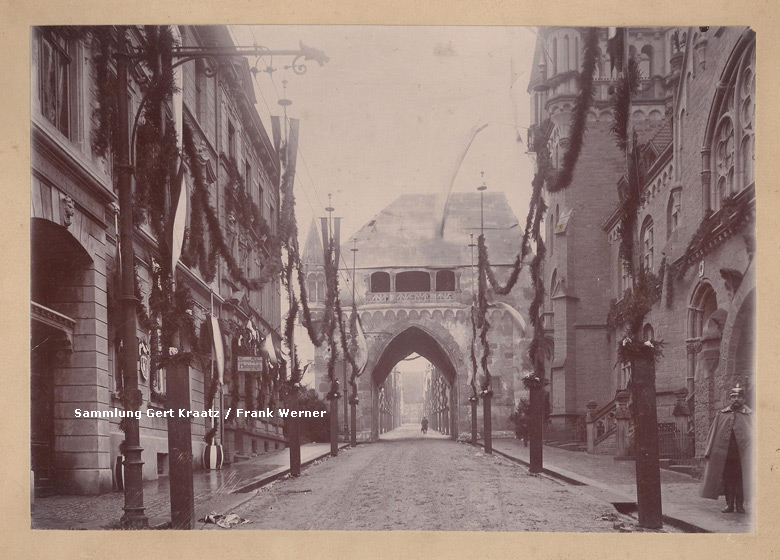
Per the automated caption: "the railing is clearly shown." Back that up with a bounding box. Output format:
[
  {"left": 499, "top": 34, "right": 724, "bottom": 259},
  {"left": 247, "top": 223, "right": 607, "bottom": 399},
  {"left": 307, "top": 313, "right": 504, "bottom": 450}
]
[
  {"left": 365, "top": 291, "right": 459, "bottom": 305},
  {"left": 590, "top": 395, "right": 620, "bottom": 447},
  {"left": 658, "top": 423, "right": 695, "bottom": 461}
]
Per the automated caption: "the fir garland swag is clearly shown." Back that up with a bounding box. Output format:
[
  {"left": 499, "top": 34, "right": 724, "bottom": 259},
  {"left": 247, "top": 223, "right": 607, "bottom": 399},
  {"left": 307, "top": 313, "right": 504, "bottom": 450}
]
[
  {"left": 605, "top": 48, "right": 665, "bottom": 364},
  {"left": 473, "top": 29, "right": 600, "bottom": 394}
]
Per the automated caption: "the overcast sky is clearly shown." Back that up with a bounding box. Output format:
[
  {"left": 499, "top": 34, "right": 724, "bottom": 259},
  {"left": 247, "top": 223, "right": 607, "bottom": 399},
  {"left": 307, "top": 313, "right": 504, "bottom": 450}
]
[
  {"left": 228, "top": 25, "right": 538, "bottom": 384},
  {"left": 230, "top": 25, "right": 538, "bottom": 244}
]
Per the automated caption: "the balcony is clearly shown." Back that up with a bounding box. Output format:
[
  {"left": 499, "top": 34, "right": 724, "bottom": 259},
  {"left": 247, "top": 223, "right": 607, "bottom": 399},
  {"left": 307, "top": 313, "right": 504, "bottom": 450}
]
[{"left": 364, "top": 291, "right": 460, "bottom": 306}]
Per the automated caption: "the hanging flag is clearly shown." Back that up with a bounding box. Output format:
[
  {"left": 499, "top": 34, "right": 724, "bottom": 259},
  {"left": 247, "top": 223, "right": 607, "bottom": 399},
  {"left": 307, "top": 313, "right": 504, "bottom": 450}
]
[
  {"left": 210, "top": 314, "right": 224, "bottom": 384},
  {"left": 354, "top": 315, "right": 368, "bottom": 374},
  {"left": 490, "top": 301, "right": 528, "bottom": 337},
  {"left": 437, "top": 123, "right": 489, "bottom": 237},
  {"left": 262, "top": 334, "right": 278, "bottom": 366},
  {"left": 246, "top": 319, "right": 258, "bottom": 343},
  {"left": 169, "top": 170, "right": 188, "bottom": 275}
]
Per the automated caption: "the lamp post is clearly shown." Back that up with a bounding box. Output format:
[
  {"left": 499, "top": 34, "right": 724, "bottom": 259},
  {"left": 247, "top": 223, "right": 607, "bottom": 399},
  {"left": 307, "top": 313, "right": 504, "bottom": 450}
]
[
  {"left": 468, "top": 234, "right": 479, "bottom": 445},
  {"left": 112, "top": 26, "right": 328, "bottom": 528},
  {"left": 477, "top": 174, "right": 493, "bottom": 454},
  {"left": 115, "top": 28, "right": 147, "bottom": 529},
  {"left": 349, "top": 238, "right": 360, "bottom": 446}
]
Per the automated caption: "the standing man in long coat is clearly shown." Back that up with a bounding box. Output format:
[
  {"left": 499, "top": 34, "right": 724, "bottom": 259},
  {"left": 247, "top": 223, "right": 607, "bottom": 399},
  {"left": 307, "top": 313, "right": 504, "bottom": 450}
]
[{"left": 700, "top": 384, "right": 753, "bottom": 513}]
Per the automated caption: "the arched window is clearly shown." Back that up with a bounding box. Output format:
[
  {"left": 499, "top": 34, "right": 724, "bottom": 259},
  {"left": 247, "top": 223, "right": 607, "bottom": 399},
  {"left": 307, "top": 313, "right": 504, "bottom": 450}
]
[
  {"left": 435, "top": 270, "right": 455, "bottom": 292},
  {"left": 550, "top": 269, "right": 557, "bottom": 299},
  {"left": 640, "top": 44, "right": 653, "bottom": 77},
  {"left": 709, "top": 41, "right": 755, "bottom": 210},
  {"left": 574, "top": 36, "right": 579, "bottom": 70},
  {"left": 641, "top": 216, "right": 654, "bottom": 273},
  {"left": 552, "top": 38, "right": 558, "bottom": 75},
  {"left": 396, "top": 271, "right": 430, "bottom": 292},
  {"left": 370, "top": 271, "right": 391, "bottom": 293},
  {"left": 317, "top": 273, "right": 326, "bottom": 302},
  {"left": 667, "top": 188, "right": 682, "bottom": 239},
  {"left": 643, "top": 323, "right": 655, "bottom": 341},
  {"left": 307, "top": 273, "right": 318, "bottom": 302},
  {"left": 563, "top": 36, "right": 570, "bottom": 71}
]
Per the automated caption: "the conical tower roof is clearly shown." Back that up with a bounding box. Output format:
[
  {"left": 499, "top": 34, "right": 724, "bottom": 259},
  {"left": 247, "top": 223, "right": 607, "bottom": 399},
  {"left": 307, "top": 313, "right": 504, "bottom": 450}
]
[{"left": 301, "top": 216, "right": 325, "bottom": 266}]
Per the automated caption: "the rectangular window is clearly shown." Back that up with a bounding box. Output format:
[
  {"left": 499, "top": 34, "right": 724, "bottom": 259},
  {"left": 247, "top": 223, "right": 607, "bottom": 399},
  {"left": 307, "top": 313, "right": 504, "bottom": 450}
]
[
  {"left": 195, "top": 59, "right": 206, "bottom": 123},
  {"left": 244, "top": 160, "right": 251, "bottom": 188},
  {"left": 227, "top": 121, "right": 236, "bottom": 161},
  {"left": 620, "top": 263, "right": 633, "bottom": 295},
  {"left": 39, "top": 30, "right": 71, "bottom": 137}
]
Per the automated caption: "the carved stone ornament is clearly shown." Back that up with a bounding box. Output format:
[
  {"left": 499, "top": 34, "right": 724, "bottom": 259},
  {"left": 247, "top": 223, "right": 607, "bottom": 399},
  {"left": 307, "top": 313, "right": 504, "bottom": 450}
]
[
  {"left": 60, "top": 193, "right": 75, "bottom": 228},
  {"left": 686, "top": 340, "right": 703, "bottom": 355},
  {"left": 227, "top": 211, "right": 238, "bottom": 237}
]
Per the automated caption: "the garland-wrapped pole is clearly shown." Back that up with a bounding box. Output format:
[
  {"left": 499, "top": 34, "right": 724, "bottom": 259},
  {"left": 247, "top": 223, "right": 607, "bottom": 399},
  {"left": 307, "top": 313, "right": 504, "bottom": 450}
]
[{"left": 115, "top": 26, "right": 148, "bottom": 529}]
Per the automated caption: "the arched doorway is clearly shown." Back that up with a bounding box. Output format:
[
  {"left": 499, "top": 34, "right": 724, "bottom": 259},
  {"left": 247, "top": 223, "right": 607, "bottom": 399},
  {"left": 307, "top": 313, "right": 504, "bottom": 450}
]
[
  {"left": 370, "top": 326, "right": 459, "bottom": 440},
  {"left": 31, "top": 218, "right": 93, "bottom": 495}
]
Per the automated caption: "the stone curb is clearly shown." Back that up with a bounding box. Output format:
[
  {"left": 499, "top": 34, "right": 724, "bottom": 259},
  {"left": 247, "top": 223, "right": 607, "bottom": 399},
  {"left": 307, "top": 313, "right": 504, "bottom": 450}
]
[{"left": 484, "top": 444, "right": 710, "bottom": 533}]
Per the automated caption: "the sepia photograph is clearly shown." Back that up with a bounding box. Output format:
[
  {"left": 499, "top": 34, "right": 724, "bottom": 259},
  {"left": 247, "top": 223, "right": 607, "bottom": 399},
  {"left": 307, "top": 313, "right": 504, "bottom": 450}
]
[{"left": 27, "top": 20, "right": 757, "bottom": 539}]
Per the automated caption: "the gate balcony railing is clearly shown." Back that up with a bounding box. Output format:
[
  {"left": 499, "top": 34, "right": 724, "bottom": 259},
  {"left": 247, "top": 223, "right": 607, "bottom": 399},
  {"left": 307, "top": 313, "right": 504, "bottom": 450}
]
[{"left": 365, "top": 291, "right": 460, "bottom": 305}]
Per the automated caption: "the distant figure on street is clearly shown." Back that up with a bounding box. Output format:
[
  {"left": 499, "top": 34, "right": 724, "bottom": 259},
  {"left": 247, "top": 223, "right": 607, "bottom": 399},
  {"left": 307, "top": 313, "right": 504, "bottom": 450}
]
[
  {"left": 421, "top": 417, "right": 428, "bottom": 434},
  {"left": 516, "top": 412, "right": 529, "bottom": 447},
  {"left": 700, "top": 384, "right": 753, "bottom": 514}
]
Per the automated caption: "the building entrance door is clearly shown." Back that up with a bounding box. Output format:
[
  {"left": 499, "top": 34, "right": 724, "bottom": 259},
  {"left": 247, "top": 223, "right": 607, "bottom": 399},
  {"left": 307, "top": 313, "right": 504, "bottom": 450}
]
[{"left": 31, "top": 321, "right": 57, "bottom": 497}]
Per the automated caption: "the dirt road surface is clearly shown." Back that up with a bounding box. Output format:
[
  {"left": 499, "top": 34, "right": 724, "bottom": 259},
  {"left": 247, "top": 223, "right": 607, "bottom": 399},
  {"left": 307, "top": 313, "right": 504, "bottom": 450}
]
[{"left": 214, "top": 424, "right": 644, "bottom": 532}]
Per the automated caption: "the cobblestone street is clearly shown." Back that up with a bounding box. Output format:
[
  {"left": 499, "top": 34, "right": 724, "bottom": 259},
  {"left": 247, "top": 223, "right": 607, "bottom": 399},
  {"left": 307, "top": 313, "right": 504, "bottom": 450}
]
[{"left": 217, "top": 424, "right": 653, "bottom": 532}]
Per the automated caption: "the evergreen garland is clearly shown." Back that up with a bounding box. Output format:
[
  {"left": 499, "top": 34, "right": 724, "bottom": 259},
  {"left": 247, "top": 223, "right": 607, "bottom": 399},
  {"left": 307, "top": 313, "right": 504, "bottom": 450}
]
[
  {"left": 90, "top": 27, "right": 119, "bottom": 158},
  {"left": 469, "top": 306, "right": 479, "bottom": 398},
  {"left": 546, "top": 27, "right": 600, "bottom": 193},
  {"left": 609, "top": 57, "right": 640, "bottom": 154},
  {"left": 476, "top": 234, "right": 492, "bottom": 392}
]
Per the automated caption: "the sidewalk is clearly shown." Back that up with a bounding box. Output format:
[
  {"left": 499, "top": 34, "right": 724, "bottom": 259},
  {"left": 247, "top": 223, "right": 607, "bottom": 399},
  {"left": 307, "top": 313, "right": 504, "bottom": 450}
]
[
  {"left": 31, "top": 443, "right": 339, "bottom": 529},
  {"left": 489, "top": 437, "right": 754, "bottom": 533}
]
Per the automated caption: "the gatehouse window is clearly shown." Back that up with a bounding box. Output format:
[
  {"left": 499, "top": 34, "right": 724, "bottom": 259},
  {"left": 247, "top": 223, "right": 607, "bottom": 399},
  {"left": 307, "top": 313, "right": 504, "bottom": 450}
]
[
  {"left": 435, "top": 270, "right": 455, "bottom": 292},
  {"left": 396, "top": 271, "right": 430, "bottom": 292},
  {"left": 370, "top": 271, "right": 390, "bottom": 293}
]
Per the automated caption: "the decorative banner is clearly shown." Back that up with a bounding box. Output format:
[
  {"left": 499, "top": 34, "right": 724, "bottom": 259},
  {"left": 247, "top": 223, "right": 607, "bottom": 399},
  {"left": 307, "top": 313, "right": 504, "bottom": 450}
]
[
  {"left": 354, "top": 316, "right": 369, "bottom": 374},
  {"left": 490, "top": 301, "right": 528, "bottom": 336},
  {"left": 262, "top": 335, "right": 278, "bottom": 366},
  {"left": 237, "top": 356, "right": 264, "bottom": 372},
  {"left": 138, "top": 339, "right": 151, "bottom": 381},
  {"left": 170, "top": 171, "right": 189, "bottom": 275},
  {"left": 210, "top": 315, "right": 224, "bottom": 384}
]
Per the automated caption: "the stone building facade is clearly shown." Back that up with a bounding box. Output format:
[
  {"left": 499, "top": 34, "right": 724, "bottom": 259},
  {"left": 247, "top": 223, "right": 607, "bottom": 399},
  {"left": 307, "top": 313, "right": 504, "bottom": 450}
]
[
  {"left": 525, "top": 27, "right": 755, "bottom": 458},
  {"left": 302, "top": 192, "right": 533, "bottom": 440},
  {"left": 30, "top": 25, "right": 284, "bottom": 496}
]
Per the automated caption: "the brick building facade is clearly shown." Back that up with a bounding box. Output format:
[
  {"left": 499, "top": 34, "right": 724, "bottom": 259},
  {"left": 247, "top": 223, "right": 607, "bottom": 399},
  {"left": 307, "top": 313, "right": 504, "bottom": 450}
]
[
  {"left": 31, "top": 26, "right": 284, "bottom": 496},
  {"left": 525, "top": 27, "right": 755, "bottom": 457}
]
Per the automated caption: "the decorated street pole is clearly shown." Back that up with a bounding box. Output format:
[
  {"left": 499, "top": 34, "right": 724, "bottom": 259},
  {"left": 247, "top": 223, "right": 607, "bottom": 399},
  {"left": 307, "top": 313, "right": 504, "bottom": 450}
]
[
  {"left": 350, "top": 239, "right": 360, "bottom": 447},
  {"left": 115, "top": 28, "right": 148, "bottom": 529},
  {"left": 468, "top": 234, "right": 479, "bottom": 445},
  {"left": 477, "top": 176, "right": 493, "bottom": 454},
  {"left": 322, "top": 195, "right": 341, "bottom": 457}
]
